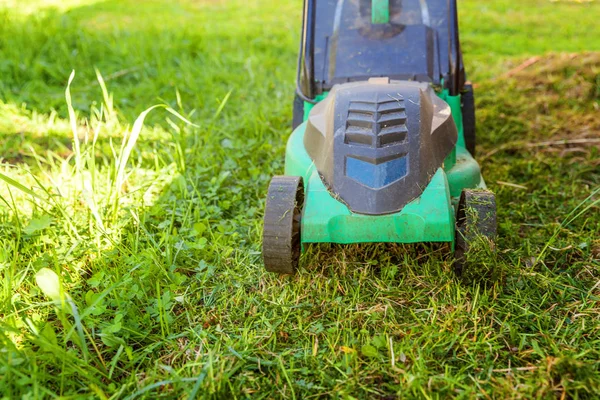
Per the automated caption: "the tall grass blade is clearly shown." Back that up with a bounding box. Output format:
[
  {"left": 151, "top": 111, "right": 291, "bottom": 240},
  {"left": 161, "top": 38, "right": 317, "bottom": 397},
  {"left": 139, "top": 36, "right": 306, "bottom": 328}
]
[
  {"left": 95, "top": 68, "right": 114, "bottom": 121},
  {"left": 0, "top": 170, "right": 44, "bottom": 200},
  {"left": 114, "top": 105, "right": 162, "bottom": 203},
  {"left": 65, "top": 70, "right": 81, "bottom": 174},
  {"left": 212, "top": 90, "right": 232, "bottom": 121},
  {"left": 113, "top": 104, "right": 196, "bottom": 212}
]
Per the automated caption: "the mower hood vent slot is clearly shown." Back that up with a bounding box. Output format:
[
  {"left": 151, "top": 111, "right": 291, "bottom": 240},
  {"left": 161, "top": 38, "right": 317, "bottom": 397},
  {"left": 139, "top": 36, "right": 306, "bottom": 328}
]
[{"left": 345, "top": 99, "right": 407, "bottom": 148}]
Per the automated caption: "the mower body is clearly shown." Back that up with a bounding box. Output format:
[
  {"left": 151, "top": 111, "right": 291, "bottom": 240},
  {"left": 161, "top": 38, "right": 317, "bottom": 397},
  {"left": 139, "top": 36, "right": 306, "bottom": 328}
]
[
  {"left": 262, "top": 0, "right": 496, "bottom": 273},
  {"left": 287, "top": 82, "right": 484, "bottom": 245}
]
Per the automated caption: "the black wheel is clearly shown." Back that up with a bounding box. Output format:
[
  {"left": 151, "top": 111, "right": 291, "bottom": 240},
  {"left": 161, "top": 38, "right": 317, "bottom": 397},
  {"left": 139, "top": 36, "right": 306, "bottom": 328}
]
[
  {"left": 262, "top": 176, "right": 304, "bottom": 274},
  {"left": 462, "top": 83, "right": 476, "bottom": 156},
  {"left": 454, "top": 189, "right": 497, "bottom": 275},
  {"left": 292, "top": 94, "right": 304, "bottom": 130}
]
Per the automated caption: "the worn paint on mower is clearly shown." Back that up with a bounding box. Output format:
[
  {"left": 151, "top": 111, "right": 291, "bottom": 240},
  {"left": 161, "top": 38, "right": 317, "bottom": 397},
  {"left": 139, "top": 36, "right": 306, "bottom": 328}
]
[{"left": 262, "top": 0, "right": 497, "bottom": 275}]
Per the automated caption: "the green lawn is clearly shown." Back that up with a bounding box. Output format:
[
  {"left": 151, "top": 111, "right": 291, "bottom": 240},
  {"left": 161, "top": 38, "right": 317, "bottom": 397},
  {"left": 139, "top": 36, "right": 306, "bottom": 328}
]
[{"left": 0, "top": 0, "right": 599, "bottom": 398}]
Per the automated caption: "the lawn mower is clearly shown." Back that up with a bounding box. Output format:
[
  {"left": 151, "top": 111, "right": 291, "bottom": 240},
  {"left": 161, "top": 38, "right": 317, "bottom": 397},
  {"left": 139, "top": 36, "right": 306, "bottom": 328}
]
[{"left": 262, "top": 0, "right": 496, "bottom": 275}]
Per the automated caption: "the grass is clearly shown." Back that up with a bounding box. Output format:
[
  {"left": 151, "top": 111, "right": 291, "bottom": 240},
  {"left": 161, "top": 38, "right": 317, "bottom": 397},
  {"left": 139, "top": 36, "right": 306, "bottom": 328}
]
[{"left": 0, "top": 0, "right": 599, "bottom": 398}]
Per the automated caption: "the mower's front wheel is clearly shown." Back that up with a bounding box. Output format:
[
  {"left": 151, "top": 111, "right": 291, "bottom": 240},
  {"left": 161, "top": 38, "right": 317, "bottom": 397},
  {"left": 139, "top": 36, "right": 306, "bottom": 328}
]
[
  {"left": 262, "top": 176, "right": 304, "bottom": 274},
  {"left": 454, "top": 189, "right": 497, "bottom": 276}
]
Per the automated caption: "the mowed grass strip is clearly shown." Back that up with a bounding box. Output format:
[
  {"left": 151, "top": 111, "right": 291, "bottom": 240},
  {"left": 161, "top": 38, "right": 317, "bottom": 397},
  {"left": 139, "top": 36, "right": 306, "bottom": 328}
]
[{"left": 0, "top": 0, "right": 599, "bottom": 398}]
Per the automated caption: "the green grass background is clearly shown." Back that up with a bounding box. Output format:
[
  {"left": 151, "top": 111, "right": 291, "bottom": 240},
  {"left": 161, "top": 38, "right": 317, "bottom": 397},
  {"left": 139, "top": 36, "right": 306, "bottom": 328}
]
[{"left": 0, "top": 0, "right": 599, "bottom": 398}]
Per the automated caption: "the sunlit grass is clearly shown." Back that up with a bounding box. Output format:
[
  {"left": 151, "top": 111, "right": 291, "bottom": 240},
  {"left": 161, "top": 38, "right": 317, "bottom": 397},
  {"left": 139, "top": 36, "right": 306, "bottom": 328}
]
[{"left": 0, "top": 0, "right": 102, "bottom": 15}]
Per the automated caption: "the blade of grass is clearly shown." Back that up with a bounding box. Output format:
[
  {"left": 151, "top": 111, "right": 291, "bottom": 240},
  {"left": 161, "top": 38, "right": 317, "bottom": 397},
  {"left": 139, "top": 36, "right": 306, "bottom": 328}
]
[
  {"left": 212, "top": 90, "right": 232, "bottom": 122},
  {"left": 0, "top": 170, "right": 45, "bottom": 200},
  {"left": 537, "top": 186, "right": 600, "bottom": 264},
  {"left": 95, "top": 68, "right": 114, "bottom": 121},
  {"left": 65, "top": 70, "right": 81, "bottom": 174},
  {"left": 113, "top": 104, "right": 197, "bottom": 214}
]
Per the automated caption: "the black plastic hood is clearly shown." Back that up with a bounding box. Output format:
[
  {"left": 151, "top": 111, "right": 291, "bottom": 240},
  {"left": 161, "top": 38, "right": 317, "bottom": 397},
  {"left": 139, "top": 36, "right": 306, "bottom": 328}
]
[{"left": 303, "top": 79, "right": 457, "bottom": 215}]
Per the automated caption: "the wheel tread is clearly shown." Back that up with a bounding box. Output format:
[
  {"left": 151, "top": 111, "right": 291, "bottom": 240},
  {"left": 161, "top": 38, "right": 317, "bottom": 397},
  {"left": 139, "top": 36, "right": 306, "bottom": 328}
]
[{"left": 262, "top": 176, "right": 304, "bottom": 274}]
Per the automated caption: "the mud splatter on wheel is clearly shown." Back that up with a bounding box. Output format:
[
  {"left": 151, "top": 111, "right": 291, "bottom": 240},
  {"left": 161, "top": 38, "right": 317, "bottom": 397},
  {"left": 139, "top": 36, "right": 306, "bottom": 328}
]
[
  {"left": 454, "top": 189, "right": 497, "bottom": 276},
  {"left": 262, "top": 176, "right": 304, "bottom": 274}
]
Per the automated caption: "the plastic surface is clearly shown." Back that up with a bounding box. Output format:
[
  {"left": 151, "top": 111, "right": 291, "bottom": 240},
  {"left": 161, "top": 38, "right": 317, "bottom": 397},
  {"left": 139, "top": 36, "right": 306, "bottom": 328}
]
[
  {"left": 285, "top": 118, "right": 486, "bottom": 245},
  {"left": 280, "top": 0, "right": 485, "bottom": 247},
  {"left": 372, "top": 0, "right": 390, "bottom": 24},
  {"left": 461, "top": 83, "right": 476, "bottom": 156},
  {"left": 297, "top": 0, "right": 465, "bottom": 97},
  {"left": 302, "top": 79, "right": 457, "bottom": 215}
]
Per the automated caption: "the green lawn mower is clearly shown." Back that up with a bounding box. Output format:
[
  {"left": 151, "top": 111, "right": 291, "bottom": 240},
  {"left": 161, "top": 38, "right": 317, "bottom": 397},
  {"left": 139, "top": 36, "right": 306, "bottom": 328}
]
[{"left": 262, "top": 0, "right": 497, "bottom": 274}]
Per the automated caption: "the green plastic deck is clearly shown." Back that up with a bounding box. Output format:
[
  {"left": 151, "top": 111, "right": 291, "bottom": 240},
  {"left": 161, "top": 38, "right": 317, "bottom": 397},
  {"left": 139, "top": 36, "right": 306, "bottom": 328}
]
[{"left": 286, "top": 92, "right": 485, "bottom": 245}]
